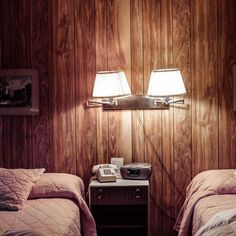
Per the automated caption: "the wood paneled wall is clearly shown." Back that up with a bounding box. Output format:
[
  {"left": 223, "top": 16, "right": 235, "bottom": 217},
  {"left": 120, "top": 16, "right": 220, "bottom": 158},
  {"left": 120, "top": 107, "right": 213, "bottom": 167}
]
[{"left": 0, "top": 0, "right": 236, "bottom": 235}]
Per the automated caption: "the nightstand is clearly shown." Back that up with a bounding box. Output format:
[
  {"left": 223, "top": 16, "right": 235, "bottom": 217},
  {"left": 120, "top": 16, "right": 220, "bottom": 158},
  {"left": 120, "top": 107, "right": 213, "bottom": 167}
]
[{"left": 89, "top": 178, "right": 149, "bottom": 236}]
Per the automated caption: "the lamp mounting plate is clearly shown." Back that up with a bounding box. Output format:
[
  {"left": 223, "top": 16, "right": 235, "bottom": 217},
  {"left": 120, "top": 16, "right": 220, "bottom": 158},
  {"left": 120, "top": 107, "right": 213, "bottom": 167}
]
[{"left": 102, "top": 95, "right": 169, "bottom": 110}]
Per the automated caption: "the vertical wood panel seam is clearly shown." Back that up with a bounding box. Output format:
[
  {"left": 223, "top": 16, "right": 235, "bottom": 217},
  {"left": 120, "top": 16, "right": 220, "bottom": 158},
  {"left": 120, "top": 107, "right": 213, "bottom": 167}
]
[
  {"left": 107, "top": 0, "right": 109, "bottom": 161},
  {"left": 172, "top": 0, "right": 176, "bottom": 217},
  {"left": 0, "top": 2, "right": 1, "bottom": 66},
  {"left": 141, "top": 0, "right": 145, "bottom": 163},
  {"left": 94, "top": 0, "right": 98, "bottom": 165},
  {"left": 160, "top": 1, "right": 164, "bottom": 218},
  {"left": 29, "top": 0, "right": 33, "bottom": 167},
  {"left": 93, "top": 0, "right": 97, "bottom": 165},
  {"left": 17, "top": 1, "right": 22, "bottom": 165},
  {"left": 48, "top": 0, "right": 53, "bottom": 171},
  {"left": 171, "top": 0, "right": 175, "bottom": 228},
  {"left": 216, "top": 0, "right": 220, "bottom": 168},
  {"left": 141, "top": 0, "right": 146, "bottom": 163},
  {"left": 74, "top": 0, "right": 77, "bottom": 172},
  {"left": 130, "top": 0, "right": 133, "bottom": 163},
  {"left": 0, "top": 1, "right": 3, "bottom": 165},
  {"left": 189, "top": 0, "right": 192, "bottom": 181},
  {"left": 141, "top": 0, "right": 144, "bottom": 96},
  {"left": 47, "top": 0, "right": 51, "bottom": 171},
  {"left": 46, "top": 0, "right": 50, "bottom": 170},
  {"left": 171, "top": 0, "right": 174, "bottom": 199},
  {"left": 17, "top": 2, "right": 22, "bottom": 166},
  {"left": 0, "top": 1, "right": 2, "bottom": 166},
  {"left": 106, "top": 0, "right": 110, "bottom": 160},
  {"left": 190, "top": 0, "right": 193, "bottom": 178}
]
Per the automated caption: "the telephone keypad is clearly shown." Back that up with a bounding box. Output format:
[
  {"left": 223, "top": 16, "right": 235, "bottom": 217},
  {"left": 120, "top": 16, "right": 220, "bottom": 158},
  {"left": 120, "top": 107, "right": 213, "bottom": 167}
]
[{"left": 103, "top": 169, "right": 111, "bottom": 175}]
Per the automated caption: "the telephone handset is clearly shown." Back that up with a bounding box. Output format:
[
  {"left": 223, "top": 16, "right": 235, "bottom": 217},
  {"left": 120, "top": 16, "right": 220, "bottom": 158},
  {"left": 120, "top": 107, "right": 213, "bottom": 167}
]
[{"left": 92, "top": 164, "right": 117, "bottom": 183}]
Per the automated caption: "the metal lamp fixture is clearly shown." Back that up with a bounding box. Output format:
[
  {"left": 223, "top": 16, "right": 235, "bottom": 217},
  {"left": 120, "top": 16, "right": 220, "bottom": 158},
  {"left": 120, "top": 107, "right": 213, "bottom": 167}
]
[
  {"left": 87, "top": 68, "right": 186, "bottom": 110},
  {"left": 87, "top": 70, "right": 131, "bottom": 107},
  {"left": 147, "top": 68, "right": 186, "bottom": 106}
]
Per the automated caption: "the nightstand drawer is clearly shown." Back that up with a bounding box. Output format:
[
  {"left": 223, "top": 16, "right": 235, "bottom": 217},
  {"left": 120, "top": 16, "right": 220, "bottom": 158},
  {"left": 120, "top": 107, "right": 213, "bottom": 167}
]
[
  {"left": 89, "top": 179, "right": 149, "bottom": 236},
  {"left": 90, "top": 186, "right": 148, "bottom": 205}
]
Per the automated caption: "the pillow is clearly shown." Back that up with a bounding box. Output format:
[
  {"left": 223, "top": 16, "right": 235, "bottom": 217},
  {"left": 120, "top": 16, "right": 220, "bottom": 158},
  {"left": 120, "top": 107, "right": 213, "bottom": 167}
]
[
  {"left": 0, "top": 168, "right": 45, "bottom": 210},
  {"left": 29, "top": 173, "right": 85, "bottom": 199}
]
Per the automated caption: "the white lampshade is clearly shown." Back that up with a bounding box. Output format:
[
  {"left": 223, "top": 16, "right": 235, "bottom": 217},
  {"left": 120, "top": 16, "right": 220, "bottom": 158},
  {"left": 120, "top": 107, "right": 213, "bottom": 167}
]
[
  {"left": 92, "top": 71, "right": 131, "bottom": 98},
  {"left": 147, "top": 69, "right": 186, "bottom": 97}
]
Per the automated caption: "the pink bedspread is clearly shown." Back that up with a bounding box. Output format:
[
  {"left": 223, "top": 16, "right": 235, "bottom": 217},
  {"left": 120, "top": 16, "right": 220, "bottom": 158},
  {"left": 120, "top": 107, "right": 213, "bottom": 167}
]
[
  {"left": 194, "top": 207, "right": 236, "bottom": 236},
  {"left": 192, "top": 195, "right": 236, "bottom": 235},
  {"left": 0, "top": 198, "right": 81, "bottom": 235},
  {"left": 0, "top": 173, "right": 97, "bottom": 236},
  {"left": 174, "top": 169, "right": 236, "bottom": 236}
]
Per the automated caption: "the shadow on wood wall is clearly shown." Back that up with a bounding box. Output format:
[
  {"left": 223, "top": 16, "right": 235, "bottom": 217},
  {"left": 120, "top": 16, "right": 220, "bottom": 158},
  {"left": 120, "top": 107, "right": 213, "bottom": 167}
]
[{"left": 0, "top": 0, "right": 236, "bottom": 235}]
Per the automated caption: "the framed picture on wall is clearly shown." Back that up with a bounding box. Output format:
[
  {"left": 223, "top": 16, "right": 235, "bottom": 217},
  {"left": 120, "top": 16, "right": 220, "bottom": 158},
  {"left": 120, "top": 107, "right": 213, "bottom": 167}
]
[{"left": 0, "top": 69, "right": 39, "bottom": 115}]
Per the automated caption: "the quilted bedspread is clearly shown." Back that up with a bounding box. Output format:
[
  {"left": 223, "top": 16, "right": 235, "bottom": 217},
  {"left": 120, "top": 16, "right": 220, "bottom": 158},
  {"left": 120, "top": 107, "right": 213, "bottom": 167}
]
[
  {"left": 0, "top": 198, "right": 81, "bottom": 236},
  {"left": 195, "top": 208, "right": 236, "bottom": 236},
  {"left": 0, "top": 173, "right": 97, "bottom": 236},
  {"left": 174, "top": 169, "right": 236, "bottom": 236},
  {"left": 192, "top": 194, "right": 236, "bottom": 234}
]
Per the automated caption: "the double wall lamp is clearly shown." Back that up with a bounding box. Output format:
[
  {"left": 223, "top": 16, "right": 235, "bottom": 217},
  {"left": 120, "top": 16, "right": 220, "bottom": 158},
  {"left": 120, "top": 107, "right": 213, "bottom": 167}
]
[{"left": 87, "top": 68, "right": 186, "bottom": 110}]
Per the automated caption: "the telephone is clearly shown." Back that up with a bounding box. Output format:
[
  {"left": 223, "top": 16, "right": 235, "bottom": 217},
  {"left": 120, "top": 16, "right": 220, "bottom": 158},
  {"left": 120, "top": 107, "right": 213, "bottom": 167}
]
[{"left": 92, "top": 164, "right": 117, "bottom": 183}]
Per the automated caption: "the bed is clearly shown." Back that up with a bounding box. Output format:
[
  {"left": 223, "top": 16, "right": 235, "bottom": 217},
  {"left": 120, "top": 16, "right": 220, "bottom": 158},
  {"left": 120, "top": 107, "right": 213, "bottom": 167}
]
[
  {"left": 0, "top": 168, "right": 97, "bottom": 236},
  {"left": 174, "top": 169, "right": 236, "bottom": 236}
]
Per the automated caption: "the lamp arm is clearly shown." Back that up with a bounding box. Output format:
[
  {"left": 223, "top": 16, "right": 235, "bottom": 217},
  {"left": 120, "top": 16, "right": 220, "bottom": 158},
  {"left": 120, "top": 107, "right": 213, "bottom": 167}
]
[
  {"left": 168, "top": 99, "right": 184, "bottom": 104},
  {"left": 153, "top": 97, "right": 170, "bottom": 106},
  {"left": 88, "top": 100, "right": 107, "bottom": 105},
  {"left": 87, "top": 100, "right": 103, "bottom": 107},
  {"left": 87, "top": 98, "right": 118, "bottom": 107},
  {"left": 153, "top": 97, "right": 184, "bottom": 105}
]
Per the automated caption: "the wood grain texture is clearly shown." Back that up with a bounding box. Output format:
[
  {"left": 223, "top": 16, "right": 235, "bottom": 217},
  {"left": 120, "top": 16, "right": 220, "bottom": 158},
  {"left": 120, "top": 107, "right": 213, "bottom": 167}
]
[
  {"left": 49, "top": 0, "right": 76, "bottom": 174},
  {"left": 131, "top": 0, "right": 145, "bottom": 163},
  {"left": 1, "top": 0, "right": 27, "bottom": 168},
  {"left": 0, "top": 0, "right": 20, "bottom": 68},
  {"left": 0, "top": 1, "right": 236, "bottom": 235},
  {"left": 107, "top": 0, "right": 132, "bottom": 163},
  {"left": 95, "top": 0, "right": 109, "bottom": 164},
  {"left": 18, "top": 0, "right": 33, "bottom": 168},
  {"left": 192, "top": 0, "right": 219, "bottom": 175},
  {"left": 31, "top": 0, "right": 50, "bottom": 170},
  {"left": 20, "top": 117, "right": 32, "bottom": 167},
  {"left": 172, "top": 0, "right": 191, "bottom": 218},
  {"left": 143, "top": 0, "right": 163, "bottom": 234},
  {"left": 3, "top": 118, "right": 21, "bottom": 168},
  {"left": 0, "top": 4, "right": 2, "bottom": 167},
  {"left": 161, "top": 0, "right": 175, "bottom": 234},
  {"left": 1, "top": 0, "right": 19, "bottom": 168},
  {"left": 0, "top": 116, "right": 2, "bottom": 166},
  {"left": 18, "top": 0, "right": 31, "bottom": 67},
  {"left": 75, "top": 0, "right": 96, "bottom": 184},
  {"left": 218, "top": 0, "right": 236, "bottom": 168},
  {"left": 131, "top": 0, "right": 144, "bottom": 96}
]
